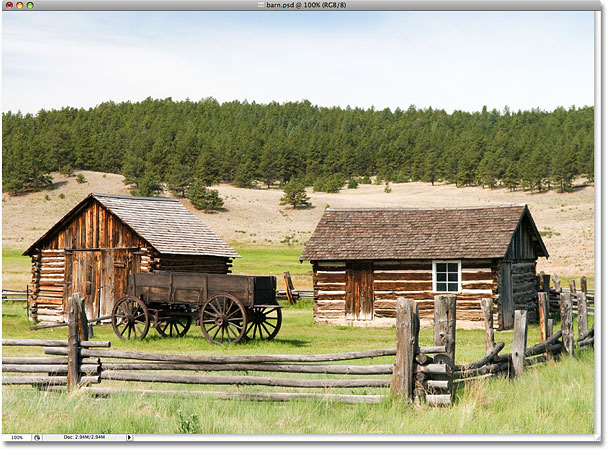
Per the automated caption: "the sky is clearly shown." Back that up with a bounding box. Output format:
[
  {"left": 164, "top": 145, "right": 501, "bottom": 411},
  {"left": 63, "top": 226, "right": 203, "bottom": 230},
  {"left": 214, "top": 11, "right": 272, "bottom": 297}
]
[{"left": 1, "top": 10, "right": 595, "bottom": 114}]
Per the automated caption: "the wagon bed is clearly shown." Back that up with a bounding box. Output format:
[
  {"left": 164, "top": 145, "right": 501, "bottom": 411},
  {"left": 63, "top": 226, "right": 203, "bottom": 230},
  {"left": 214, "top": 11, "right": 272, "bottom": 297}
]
[{"left": 111, "top": 272, "right": 282, "bottom": 344}]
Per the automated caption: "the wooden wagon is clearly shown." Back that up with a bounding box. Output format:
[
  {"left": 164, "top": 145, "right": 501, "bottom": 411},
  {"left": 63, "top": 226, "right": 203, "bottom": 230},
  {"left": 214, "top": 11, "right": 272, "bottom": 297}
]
[{"left": 111, "top": 272, "right": 282, "bottom": 345}]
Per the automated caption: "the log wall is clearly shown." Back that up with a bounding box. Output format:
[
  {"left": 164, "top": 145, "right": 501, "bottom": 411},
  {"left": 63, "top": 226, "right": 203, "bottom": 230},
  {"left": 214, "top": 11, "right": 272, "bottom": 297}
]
[
  {"left": 312, "top": 260, "right": 499, "bottom": 324},
  {"left": 29, "top": 249, "right": 67, "bottom": 323}
]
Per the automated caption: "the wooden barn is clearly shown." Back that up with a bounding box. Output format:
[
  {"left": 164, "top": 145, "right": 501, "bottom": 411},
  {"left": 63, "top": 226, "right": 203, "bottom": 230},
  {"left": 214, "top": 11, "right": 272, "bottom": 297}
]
[
  {"left": 300, "top": 205, "right": 549, "bottom": 330},
  {"left": 24, "top": 193, "right": 240, "bottom": 323}
]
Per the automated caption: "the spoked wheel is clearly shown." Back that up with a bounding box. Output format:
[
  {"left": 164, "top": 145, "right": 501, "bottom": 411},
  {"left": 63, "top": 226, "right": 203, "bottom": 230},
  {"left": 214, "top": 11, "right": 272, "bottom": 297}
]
[
  {"left": 200, "top": 294, "right": 247, "bottom": 345},
  {"left": 156, "top": 316, "right": 192, "bottom": 338},
  {"left": 112, "top": 296, "right": 150, "bottom": 341},
  {"left": 246, "top": 307, "right": 282, "bottom": 341}
]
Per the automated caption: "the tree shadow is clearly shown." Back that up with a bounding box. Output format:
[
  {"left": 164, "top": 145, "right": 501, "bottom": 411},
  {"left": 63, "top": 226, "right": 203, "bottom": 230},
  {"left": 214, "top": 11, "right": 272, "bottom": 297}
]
[{"left": 47, "top": 180, "right": 68, "bottom": 191}]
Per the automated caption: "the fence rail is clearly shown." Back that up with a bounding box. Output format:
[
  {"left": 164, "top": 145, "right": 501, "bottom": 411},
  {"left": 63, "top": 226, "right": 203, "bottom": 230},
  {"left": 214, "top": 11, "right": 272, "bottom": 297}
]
[
  {"left": 3, "top": 285, "right": 594, "bottom": 407},
  {"left": 2, "top": 289, "right": 28, "bottom": 302}
]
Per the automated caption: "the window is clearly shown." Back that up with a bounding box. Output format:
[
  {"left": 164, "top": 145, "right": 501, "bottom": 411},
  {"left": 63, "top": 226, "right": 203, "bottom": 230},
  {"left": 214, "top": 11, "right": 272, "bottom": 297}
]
[{"left": 433, "top": 261, "right": 461, "bottom": 293}]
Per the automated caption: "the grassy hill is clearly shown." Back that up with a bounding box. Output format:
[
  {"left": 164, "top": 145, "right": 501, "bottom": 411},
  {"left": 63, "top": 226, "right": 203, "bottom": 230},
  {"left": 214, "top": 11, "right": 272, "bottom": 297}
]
[{"left": 2, "top": 170, "right": 595, "bottom": 290}]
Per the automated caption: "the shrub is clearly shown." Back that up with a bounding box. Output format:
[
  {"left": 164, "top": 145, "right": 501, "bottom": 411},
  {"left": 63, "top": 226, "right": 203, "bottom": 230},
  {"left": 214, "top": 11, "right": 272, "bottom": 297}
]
[
  {"left": 187, "top": 181, "right": 224, "bottom": 211},
  {"left": 360, "top": 175, "right": 372, "bottom": 184},
  {"left": 279, "top": 181, "right": 310, "bottom": 209},
  {"left": 58, "top": 193, "right": 65, "bottom": 199},
  {"left": 313, "top": 174, "right": 345, "bottom": 193},
  {"left": 347, "top": 179, "right": 358, "bottom": 189},
  {"left": 384, "top": 182, "right": 392, "bottom": 193},
  {"left": 44, "top": 194, "right": 50, "bottom": 201},
  {"left": 75, "top": 174, "right": 87, "bottom": 184},
  {"left": 59, "top": 164, "right": 74, "bottom": 177}
]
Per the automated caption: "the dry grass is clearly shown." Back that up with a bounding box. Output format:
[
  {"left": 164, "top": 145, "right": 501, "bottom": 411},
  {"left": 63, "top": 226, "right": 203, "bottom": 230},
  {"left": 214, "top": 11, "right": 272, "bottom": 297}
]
[{"left": 2, "top": 171, "right": 594, "bottom": 281}]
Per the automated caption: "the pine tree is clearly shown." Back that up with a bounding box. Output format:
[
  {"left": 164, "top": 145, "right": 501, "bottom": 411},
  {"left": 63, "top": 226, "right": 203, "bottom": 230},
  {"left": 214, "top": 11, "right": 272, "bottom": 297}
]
[
  {"left": 280, "top": 181, "right": 310, "bottom": 209},
  {"left": 187, "top": 181, "right": 224, "bottom": 211}
]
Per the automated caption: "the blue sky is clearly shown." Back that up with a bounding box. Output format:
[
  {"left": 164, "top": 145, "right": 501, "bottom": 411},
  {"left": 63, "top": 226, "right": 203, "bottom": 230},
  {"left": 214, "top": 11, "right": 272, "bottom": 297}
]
[{"left": 1, "top": 11, "right": 595, "bottom": 114}]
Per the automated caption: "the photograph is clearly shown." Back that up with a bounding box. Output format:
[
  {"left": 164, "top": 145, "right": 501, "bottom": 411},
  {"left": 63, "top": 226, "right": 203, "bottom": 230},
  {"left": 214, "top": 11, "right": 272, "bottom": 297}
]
[{"left": 1, "top": 6, "right": 597, "bottom": 438}]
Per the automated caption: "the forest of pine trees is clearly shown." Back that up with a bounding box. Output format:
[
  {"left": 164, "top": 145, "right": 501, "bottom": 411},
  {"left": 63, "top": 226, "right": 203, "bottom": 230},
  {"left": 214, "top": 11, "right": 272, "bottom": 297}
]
[{"left": 2, "top": 97, "right": 594, "bottom": 196}]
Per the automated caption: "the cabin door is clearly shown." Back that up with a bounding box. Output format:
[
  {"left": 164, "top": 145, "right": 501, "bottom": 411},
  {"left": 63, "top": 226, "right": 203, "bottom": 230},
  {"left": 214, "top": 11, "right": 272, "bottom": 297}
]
[
  {"left": 345, "top": 261, "right": 374, "bottom": 320},
  {"left": 499, "top": 261, "right": 514, "bottom": 329},
  {"left": 66, "top": 250, "right": 103, "bottom": 320}
]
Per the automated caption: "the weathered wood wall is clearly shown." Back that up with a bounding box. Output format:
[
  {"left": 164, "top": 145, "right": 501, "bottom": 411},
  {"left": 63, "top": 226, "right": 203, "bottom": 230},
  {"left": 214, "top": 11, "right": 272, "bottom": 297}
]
[
  {"left": 312, "top": 260, "right": 499, "bottom": 325},
  {"left": 42, "top": 201, "right": 147, "bottom": 251},
  {"left": 28, "top": 200, "right": 232, "bottom": 323},
  {"left": 511, "top": 260, "right": 538, "bottom": 322}
]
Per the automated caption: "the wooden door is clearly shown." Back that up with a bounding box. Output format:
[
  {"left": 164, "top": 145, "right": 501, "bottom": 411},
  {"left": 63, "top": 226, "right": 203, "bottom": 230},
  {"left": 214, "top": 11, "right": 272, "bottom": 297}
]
[
  {"left": 345, "top": 261, "right": 374, "bottom": 320},
  {"left": 68, "top": 251, "right": 102, "bottom": 319},
  {"left": 499, "top": 261, "right": 514, "bottom": 330}
]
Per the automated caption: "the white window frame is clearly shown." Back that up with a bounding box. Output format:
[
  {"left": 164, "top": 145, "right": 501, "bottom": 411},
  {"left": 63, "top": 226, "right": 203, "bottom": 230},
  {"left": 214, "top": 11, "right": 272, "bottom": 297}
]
[{"left": 432, "top": 260, "right": 461, "bottom": 293}]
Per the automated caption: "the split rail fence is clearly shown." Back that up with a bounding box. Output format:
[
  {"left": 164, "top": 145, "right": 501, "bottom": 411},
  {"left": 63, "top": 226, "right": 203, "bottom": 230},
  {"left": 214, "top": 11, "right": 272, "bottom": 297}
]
[{"left": 3, "top": 286, "right": 595, "bottom": 406}]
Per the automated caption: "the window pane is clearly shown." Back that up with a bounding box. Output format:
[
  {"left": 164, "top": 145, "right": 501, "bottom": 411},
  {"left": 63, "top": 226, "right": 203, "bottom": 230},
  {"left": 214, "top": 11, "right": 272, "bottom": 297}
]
[
  {"left": 436, "top": 263, "right": 446, "bottom": 272},
  {"left": 448, "top": 273, "right": 458, "bottom": 282},
  {"left": 448, "top": 263, "right": 458, "bottom": 273},
  {"left": 437, "top": 272, "right": 446, "bottom": 282},
  {"left": 448, "top": 283, "right": 458, "bottom": 292},
  {"left": 436, "top": 282, "right": 446, "bottom": 291}
]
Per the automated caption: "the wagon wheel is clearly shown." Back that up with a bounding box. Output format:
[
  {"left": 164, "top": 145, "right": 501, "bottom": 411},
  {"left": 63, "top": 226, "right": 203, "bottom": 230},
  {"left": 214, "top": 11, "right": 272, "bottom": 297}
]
[
  {"left": 200, "top": 294, "right": 247, "bottom": 345},
  {"left": 156, "top": 316, "right": 192, "bottom": 338},
  {"left": 246, "top": 307, "right": 282, "bottom": 341},
  {"left": 111, "top": 296, "right": 150, "bottom": 341}
]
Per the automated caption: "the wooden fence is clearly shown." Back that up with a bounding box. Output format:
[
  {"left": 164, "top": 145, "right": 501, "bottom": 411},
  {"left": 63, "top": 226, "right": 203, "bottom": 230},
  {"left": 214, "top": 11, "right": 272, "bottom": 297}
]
[
  {"left": 2, "top": 288, "right": 28, "bottom": 302},
  {"left": 2, "top": 289, "right": 594, "bottom": 406}
]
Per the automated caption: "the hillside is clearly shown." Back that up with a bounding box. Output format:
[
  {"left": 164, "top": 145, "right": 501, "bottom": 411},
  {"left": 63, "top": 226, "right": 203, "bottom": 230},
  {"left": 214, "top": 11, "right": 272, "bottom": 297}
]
[{"left": 2, "top": 170, "right": 594, "bottom": 282}]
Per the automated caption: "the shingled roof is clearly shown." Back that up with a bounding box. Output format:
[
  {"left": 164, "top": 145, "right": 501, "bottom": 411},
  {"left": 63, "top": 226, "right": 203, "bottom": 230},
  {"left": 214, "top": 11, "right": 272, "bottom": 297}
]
[
  {"left": 300, "top": 205, "right": 548, "bottom": 261},
  {"left": 24, "top": 193, "right": 240, "bottom": 258}
]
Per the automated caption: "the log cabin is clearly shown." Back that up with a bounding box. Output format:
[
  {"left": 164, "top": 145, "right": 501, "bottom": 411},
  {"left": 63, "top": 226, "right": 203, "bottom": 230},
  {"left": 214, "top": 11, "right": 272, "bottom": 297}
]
[
  {"left": 24, "top": 193, "right": 239, "bottom": 323},
  {"left": 300, "top": 205, "right": 549, "bottom": 330}
]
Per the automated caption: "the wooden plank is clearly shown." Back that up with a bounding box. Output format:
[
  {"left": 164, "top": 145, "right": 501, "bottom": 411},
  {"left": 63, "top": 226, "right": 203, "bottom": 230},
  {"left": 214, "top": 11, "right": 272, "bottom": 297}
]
[
  {"left": 559, "top": 292, "right": 574, "bottom": 356},
  {"left": 67, "top": 295, "right": 80, "bottom": 392},
  {"left": 359, "top": 262, "right": 374, "bottom": 320},
  {"left": 316, "top": 272, "right": 347, "bottom": 284},
  {"left": 391, "top": 297, "right": 417, "bottom": 402},
  {"left": 99, "top": 371, "right": 390, "bottom": 388},
  {"left": 538, "top": 292, "right": 549, "bottom": 343},
  {"left": 461, "top": 271, "right": 496, "bottom": 281},
  {"left": 433, "top": 295, "right": 456, "bottom": 362},
  {"left": 480, "top": 298, "right": 494, "bottom": 354},
  {"left": 82, "top": 387, "right": 383, "bottom": 404},
  {"left": 511, "top": 309, "right": 528, "bottom": 377},
  {"left": 373, "top": 262, "right": 431, "bottom": 271},
  {"left": 48, "top": 347, "right": 398, "bottom": 363},
  {"left": 99, "top": 362, "right": 393, "bottom": 375},
  {"left": 373, "top": 281, "right": 432, "bottom": 291},
  {"left": 578, "top": 291, "right": 589, "bottom": 339},
  {"left": 461, "top": 282, "right": 494, "bottom": 291},
  {"left": 580, "top": 276, "right": 587, "bottom": 295},
  {"left": 373, "top": 272, "right": 432, "bottom": 281}
]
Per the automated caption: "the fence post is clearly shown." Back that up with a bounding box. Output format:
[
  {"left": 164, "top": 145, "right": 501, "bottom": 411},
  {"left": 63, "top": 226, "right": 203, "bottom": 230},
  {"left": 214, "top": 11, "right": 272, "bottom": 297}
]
[
  {"left": 67, "top": 294, "right": 82, "bottom": 392},
  {"left": 480, "top": 298, "right": 494, "bottom": 354},
  {"left": 547, "top": 318, "right": 554, "bottom": 338},
  {"left": 552, "top": 275, "right": 561, "bottom": 293},
  {"left": 511, "top": 309, "right": 528, "bottom": 377},
  {"left": 391, "top": 297, "right": 418, "bottom": 403},
  {"left": 78, "top": 296, "right": 90, "bottom": 341},
  {"left": 538, "top": 292, "right": 550, "bottom": 342},
  {"left": 580, "top": 276, "right": 587, "bottom": 295},
  {"left": 434, "top": 295, "right": 456, "bottom": 363},
  {"left": 578, "top": 292, "right": 589, "bottom": 340},
  {"left": 559, "top": 292, "right": 574, "bottom": 356}
]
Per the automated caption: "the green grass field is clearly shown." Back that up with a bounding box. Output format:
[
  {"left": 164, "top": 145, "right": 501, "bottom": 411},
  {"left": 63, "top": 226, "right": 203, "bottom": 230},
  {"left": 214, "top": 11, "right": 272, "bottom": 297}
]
[{"left": 1, "top": 300, "right": 596, "bottom": 435}]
